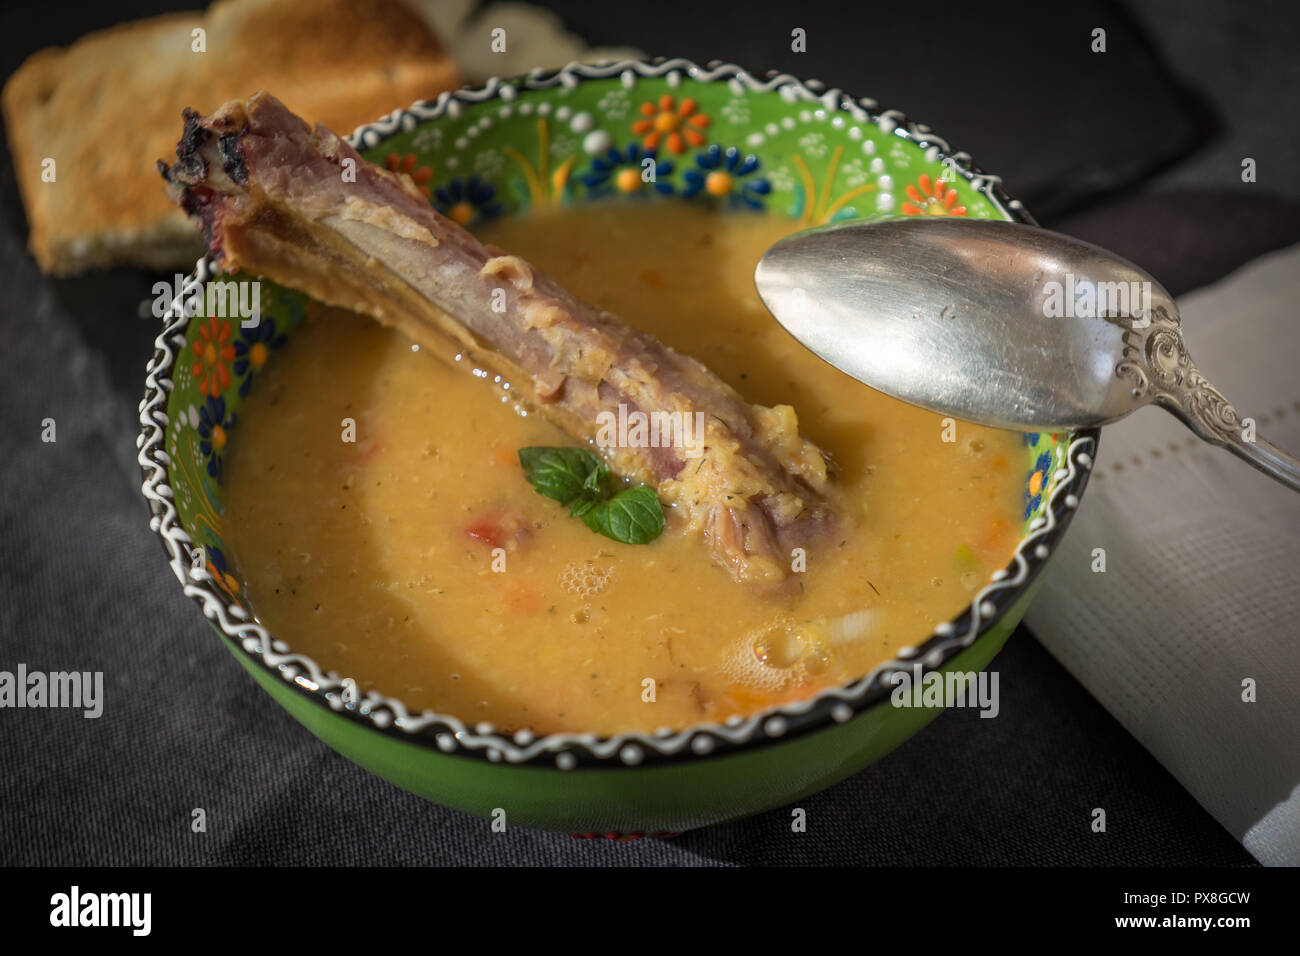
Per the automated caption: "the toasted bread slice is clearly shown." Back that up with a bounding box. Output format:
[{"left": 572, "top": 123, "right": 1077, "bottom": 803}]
[{"left": 3, "top": 0, "right": 460, "bottom": 275}]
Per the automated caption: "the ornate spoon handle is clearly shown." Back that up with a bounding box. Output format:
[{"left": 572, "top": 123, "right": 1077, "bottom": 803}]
[{"left": 1116, "top": 306, "right": 1300, "bottom": 492}]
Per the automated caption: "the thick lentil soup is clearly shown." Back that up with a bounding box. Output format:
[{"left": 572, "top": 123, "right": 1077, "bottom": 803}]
[{"left": 224, "top": 203, "right": 1026, "bottom": 735}]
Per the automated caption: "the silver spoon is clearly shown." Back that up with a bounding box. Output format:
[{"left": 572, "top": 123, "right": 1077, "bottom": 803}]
[{"left": 755, "top": 217, "right": 1300, "bottom": 492}]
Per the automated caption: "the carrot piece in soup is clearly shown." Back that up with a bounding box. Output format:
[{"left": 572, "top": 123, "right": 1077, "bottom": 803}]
[
  {"left": 505, "top": 582, "right": 543, "bottom": 614},
  {"left": 464, "top": 510, "right": 529, "bottom": 550}
]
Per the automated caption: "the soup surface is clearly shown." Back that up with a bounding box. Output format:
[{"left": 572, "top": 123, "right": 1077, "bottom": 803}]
[{"left": 225, "top": 203, "right": 1026, "bottom": 735}]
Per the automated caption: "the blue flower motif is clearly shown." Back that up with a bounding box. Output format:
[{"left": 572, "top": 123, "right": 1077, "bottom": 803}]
[
  {"left": 233, "top": 318, "right": 287, "bottom": 396},
  {"left": 1024, "top": 451, "right": 1053, "bottom": 518},
  {"left": 197, "top": 395, "right": 237, "bottom": 483},
  {"left": 434, "top": 176, "right": 504, "bottom": 225},
  {"left": 582, "top": 145, "right": 675, "bottom": 198},
  {"left": 682, "top": 145, "right": 771, "bottom": 208}
]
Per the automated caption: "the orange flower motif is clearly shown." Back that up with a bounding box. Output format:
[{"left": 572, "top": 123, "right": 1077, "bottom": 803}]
[
  {"left": 632, "top": 95, "right": 710, "bottom": 154},
  {"left": 202, "top": 543, "right": 241, "bottom": 597},
  {"left": 901, "top": 173, "right": 967, "bottom": 217},
  {"left": 191, "top": 316, "right": 235, "bottom": 397},
  {"left": 207, "top": 559, "right": 241, "bottom": 597},
  {"left": 386, "top": 152, "right": 434, "bottom": 196}
]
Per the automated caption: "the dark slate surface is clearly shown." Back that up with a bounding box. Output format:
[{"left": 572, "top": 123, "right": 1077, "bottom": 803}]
[{"left": 2, "top": 0, "right": 1295, "bottom": 865}]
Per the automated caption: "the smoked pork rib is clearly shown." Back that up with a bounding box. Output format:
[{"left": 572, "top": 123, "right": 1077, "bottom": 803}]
[{"left": 160, "top": 91, "right": 838, "bottom": 587}]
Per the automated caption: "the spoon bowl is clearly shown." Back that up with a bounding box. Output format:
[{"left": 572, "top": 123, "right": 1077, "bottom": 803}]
[{"left": 756, "top": 217, "right": 1300, "bottom": 491}]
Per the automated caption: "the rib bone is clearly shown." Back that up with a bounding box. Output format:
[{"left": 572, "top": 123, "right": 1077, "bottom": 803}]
[{"left": 160, "top": 91, "right": 840, "bottom": 587}]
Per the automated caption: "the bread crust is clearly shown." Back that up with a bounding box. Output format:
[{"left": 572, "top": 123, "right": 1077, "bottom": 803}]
[{"left": 2, "top": 0, "right": 460, "bottom": 275}]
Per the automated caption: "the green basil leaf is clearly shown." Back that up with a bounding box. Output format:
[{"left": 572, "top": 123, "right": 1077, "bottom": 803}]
[
  {"left": 582, "top": 460, "right": 610, "bottom": 497},
  {"left": 581, "top": 485, "right": 666, "bottom": 545},
  {"left": 518, "top": 447, "right": 663, "bottom": 545},
  {"left": 569, "top": 497, "right": 597, "bottom": 518},
  {"left": 518, "top": 446, "right": 604, "bottom": 505}
]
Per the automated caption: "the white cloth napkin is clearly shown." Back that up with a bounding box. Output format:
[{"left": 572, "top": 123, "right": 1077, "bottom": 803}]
[{"left": 1025, "top": 242, "right": 1300, "bottom": 866}]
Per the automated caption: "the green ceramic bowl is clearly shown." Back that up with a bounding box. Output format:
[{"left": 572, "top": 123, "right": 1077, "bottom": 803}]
[{"left": 139, "top": 58, "right": 1098, "bottom": 836}]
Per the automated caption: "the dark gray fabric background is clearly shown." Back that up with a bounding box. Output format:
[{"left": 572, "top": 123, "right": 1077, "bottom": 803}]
[{"left": 2, "top": 0, "right": 1295, "bottom": 865}]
